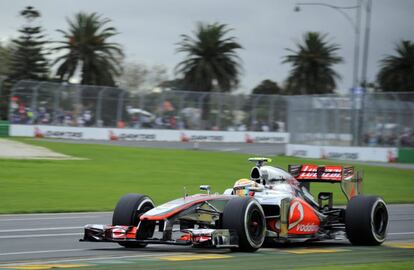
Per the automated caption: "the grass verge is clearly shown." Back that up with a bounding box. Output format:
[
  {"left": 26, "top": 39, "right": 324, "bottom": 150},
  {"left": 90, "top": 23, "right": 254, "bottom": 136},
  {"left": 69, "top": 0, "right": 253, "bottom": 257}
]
[{"left": 0, "top": 139, "right": 413, "bottom": 213}]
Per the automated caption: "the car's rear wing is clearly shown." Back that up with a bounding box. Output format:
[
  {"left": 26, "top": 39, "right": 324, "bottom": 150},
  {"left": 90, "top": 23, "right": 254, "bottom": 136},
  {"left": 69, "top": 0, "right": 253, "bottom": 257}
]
[
  {"left": 288, "top": 164, "right": 355, "bottom": 183},
  {"left": 288, "top": 164, "right": 362, "bottom": 200}
]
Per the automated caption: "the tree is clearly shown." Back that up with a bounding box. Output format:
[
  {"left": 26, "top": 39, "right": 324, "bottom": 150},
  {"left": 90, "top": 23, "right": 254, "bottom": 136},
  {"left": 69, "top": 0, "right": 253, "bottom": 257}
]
[
  {"left": 283, "top": 32, "right": 343, "bottom": 95},
  {"left": 8, "top": 6, "right": 49, "bottom": 81},
  {"left": 158, "top": 79, "right": 185, "bottom": 91},
  {"left": 116, "top": 62, "right": 168, "bottom": 94},
  {"left": 54, "top": 12, "right": 123, "bottom": 86},
  {"left": 0, "top": 42, "right": 12, "bottom": 77},
  {"left": 377, "top": 40, "right": 414, "bottom": 92},
  {"left": 175, "top": 22, "right": 242, "bottom": 126},
  {"left": 252, "top": 80, "right": 283, "bottom": 95}
]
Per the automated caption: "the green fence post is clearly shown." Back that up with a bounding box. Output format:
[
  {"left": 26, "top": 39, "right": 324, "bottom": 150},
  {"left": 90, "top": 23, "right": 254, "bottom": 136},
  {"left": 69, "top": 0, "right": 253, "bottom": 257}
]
[{"left": 0, "top": 120, "right": 9, "bottom": 137}]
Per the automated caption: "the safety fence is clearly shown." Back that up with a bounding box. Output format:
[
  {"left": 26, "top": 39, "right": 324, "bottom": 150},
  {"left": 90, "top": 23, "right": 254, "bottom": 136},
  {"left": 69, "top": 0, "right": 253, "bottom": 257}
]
[{"left": 8, "top": 80, "right": 414, "bottom": 147}]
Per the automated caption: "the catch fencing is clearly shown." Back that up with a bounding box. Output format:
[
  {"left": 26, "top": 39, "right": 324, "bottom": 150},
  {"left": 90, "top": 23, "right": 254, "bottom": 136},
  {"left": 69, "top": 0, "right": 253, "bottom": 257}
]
[{"left": 8, "top": 80, "right": 414, "bottom": 147}]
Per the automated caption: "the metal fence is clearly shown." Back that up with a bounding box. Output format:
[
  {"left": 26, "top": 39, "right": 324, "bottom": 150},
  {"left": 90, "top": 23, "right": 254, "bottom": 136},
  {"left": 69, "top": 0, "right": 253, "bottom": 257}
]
[{"left": 8, "top": 80, "right": 414, "bottom": 147}]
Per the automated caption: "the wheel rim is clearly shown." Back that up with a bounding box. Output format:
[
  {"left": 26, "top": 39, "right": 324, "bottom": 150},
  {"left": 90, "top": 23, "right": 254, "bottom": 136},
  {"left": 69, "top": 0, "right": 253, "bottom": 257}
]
[
  {"left": 136, "top": 201, "right": 155, "bottom": 240},
  {"left": 371, "top": 201, "right": 388, "bottom": 241},
  {"left": 247, "top": 208, "right": 265, "bottom": 245}
]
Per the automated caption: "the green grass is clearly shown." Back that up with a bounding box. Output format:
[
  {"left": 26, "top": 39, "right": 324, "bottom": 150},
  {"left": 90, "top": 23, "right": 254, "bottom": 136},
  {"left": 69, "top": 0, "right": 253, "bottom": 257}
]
[
  {"left": 0, "top": 138, "right": 413, "bottom": 214},
  {"left": 80, "top": 260, "right": 414, "bottom": 270},
  {"left": 51, "top": 246, "right": 414, "bottom": 270},
  {"left": 301, "top": 261, "right": 414, "bottom": 270}
]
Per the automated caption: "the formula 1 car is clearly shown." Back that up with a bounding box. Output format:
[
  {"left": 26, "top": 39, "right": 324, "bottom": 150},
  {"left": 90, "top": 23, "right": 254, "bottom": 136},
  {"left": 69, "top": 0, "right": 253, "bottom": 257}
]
[{"left": 81, "top": 158, "right": 388, "bottom": 252}]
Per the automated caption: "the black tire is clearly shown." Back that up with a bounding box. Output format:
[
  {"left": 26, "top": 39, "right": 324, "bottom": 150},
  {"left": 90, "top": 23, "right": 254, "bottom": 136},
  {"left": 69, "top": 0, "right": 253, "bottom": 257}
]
[
  {"left": 222, "top": 197, "right": 266, "bottom": 252},
  {"left": 345, "top": 195, "right": 388, "bottom": 245},
  {"left": 112, "top": 193, "right": 155, "bottom": 248}
]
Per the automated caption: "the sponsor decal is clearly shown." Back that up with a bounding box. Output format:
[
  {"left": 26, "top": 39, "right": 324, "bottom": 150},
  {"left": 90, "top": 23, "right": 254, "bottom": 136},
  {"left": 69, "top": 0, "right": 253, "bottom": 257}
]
[
  {"left": 387, "top": 150, "right": 397, "bottom": 163},
  {"left": 288, "top": 199, "right": 320, "bottom": 234},
  {"left": 108, "top": 130, "right": 156, "bottom": 141},
  {"left": 109, "top": 131, "right": 118, "bottom": 141},
  {"left": 190, "top": 135, "right": 223, "bottom": 141},
  {"left": 325, "top": 151, "right": 358, "bottom": 160},
  {"left": 34, "top": 127, "right": 44, "bottom": 138},
  {"left": 34, "top": 127, "right": 83, "bottom": 139},
  {"left": 181, "top": 133, "right": 190, "bottom": 142},
  {"left": 296, "top": 223, "right": 319, "bottom": 232},
  {"left": 292, "top": 150, "right": 307, "bottom": 156},
  {"left": 181, "top": 132, "right": 223, "bottom": 142},
  {"left": 288, "top": 200, "right": 304, "bottom": 230},
  {"left": 245, "top": 133, "right": 287, "bottom": 143},
  {"left": 245, "top": 134, "right": 254, "bottom": 144},
  {"left": 298, "top": 165, "right": 343, "bottom": 181}
]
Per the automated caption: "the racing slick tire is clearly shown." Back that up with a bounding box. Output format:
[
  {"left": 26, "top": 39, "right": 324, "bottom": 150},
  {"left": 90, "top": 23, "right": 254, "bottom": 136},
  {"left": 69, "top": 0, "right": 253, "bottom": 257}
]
[
  {"left": 222, "top": 197, "right": 266, "bottom": 252},
  {"left": 345, "top": 195, "right": 388, "bottom": 245},
  {"left": 112, "top": 193, "right": 155, "bottom": 248}
]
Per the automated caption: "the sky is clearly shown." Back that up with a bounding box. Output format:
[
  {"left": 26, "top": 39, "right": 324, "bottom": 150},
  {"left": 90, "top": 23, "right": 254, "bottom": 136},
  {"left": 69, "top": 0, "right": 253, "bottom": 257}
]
[{"left": 0, "top": 0, "right": 413, "bottom": 94}]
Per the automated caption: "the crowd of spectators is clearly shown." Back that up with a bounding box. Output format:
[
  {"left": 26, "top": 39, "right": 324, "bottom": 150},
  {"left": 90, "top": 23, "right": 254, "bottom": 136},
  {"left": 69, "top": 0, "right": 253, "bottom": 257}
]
[{"left": 363, "top": 127, "right": 414, "bottom": 147}]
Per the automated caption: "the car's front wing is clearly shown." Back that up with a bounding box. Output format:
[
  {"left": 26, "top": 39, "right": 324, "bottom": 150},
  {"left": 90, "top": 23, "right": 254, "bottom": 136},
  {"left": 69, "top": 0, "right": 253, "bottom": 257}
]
[{"left": 80, "top": 224, "right": 239, "bottom": 248}]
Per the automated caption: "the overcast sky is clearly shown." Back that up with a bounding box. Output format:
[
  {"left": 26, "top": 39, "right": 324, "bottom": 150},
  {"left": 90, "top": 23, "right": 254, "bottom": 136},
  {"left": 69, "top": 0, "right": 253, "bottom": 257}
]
[{"left": 0, "top": 0, "right": 413, "bottom": 93}]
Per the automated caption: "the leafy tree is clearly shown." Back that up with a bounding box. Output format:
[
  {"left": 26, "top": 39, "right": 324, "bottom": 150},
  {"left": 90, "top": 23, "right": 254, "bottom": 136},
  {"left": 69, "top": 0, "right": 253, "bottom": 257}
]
[
  {"left": 283, "top": 32, "right": 343, "bottom": 95},
  {"left": 116, "top": 62, "right": 168, "bottom": 93},
  {"left": 252, "top": 80, "right": 283, "bottom": 95},
  {"left": 0, "top": 42, "right": 12, "bottom": 77},
  {"left": 54, "top": 12, "right": 123, "bottom": 86},
  {"left": 158, "top": 79, "right": 185, "bottom": 91},
  {"left": 377, "top": 40, "right": 414, "bottom": 92},
  {"left": 8, "top": 6, "right": 49, "bottom": 81},
  {"left": 175, "top": 22, "right": 242, "bottom": 127}
]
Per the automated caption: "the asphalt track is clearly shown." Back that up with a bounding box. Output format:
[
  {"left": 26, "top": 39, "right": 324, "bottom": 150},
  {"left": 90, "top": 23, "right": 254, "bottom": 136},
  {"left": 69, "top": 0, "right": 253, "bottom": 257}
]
[{"left": 0, "top": 204, "right": 413, "bottom": 269}]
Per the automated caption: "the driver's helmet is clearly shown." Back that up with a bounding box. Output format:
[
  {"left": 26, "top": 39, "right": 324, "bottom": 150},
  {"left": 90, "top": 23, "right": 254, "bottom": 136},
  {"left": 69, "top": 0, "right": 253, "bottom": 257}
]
[{"left": 233, "top": 178, "right": 256, "bottom": 196}]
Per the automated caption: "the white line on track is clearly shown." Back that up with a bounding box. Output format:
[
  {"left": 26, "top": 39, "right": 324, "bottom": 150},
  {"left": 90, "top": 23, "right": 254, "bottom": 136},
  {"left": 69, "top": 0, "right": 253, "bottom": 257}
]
[
  {"left": 0, "top": 232, "right": 82, "bottom": 239},
  {"left": 0, "top": 249, "right": 87, "bottom": 256},
  {"left": 0, "top": 216, "right": 101, "bottom": 221},
  {"left": 0, "top": 212, "right": 111, "bottom": 217},
  {"left": 388, "top": 232, "right": 414, "bottom": 235},
  {"left": 0, "top": 226, "right": 82, "bottom": 233}
]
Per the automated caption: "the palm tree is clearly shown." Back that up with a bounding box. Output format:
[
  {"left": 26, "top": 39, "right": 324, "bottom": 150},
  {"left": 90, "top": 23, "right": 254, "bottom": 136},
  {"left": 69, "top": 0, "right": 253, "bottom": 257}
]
[
  {"left": 175, "top": 22, "right": 242, "bottom": 127},
  {"left": 54, "top": 12, "right": 123, "bottom": 86},
  {"left": 377, "top": 40, "right": 414, "bottom": 92},
  {"left": 283, "top": 32, "right": 343, "bottom": 95}
]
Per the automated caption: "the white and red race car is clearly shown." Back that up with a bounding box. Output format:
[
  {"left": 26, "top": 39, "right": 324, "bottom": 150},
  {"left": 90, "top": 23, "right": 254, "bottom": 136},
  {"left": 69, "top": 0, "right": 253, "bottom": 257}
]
[{"left": 82, "top": 158, "right": 388, "bottom": 252}]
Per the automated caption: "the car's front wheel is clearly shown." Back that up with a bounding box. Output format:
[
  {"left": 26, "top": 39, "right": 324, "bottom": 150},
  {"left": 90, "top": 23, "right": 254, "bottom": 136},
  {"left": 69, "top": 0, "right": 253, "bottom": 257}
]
[
  {"left": 112, "top": 193, "right": 155, "bottom": 248},
  {"left": 222, "top": 197, "right": 266, "bottom": 252}
]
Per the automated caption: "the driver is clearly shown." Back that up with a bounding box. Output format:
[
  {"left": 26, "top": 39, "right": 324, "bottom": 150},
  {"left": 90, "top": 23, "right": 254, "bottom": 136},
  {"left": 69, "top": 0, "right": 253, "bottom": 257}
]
[{"left": 233, "top": 178, "right": 264, "bottom": 196}]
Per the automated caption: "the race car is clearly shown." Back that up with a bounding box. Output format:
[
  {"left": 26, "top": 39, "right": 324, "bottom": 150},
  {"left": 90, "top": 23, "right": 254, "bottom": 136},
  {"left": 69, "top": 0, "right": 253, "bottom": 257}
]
[{"left": 81, "top": 157, "right": 388, "bottom": 252}]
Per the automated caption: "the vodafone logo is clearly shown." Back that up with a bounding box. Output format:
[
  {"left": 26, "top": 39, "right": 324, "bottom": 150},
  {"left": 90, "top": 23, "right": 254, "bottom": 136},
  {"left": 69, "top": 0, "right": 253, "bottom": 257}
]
[
  {"left": 288, "top": 201, "right": 304, "bottom": 230},
  {"left": 297, "top": 223, "right": 319, "bottom": 232}
]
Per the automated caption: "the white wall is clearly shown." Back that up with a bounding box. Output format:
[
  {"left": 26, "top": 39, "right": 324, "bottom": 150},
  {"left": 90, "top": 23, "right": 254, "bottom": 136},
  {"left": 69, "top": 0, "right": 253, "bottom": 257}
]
[
  {"left": 10, "top": 125, "right": 290, "bottom": 144},
  {"left": 286, "top": 144, "right": 398, "bottom": 163}
]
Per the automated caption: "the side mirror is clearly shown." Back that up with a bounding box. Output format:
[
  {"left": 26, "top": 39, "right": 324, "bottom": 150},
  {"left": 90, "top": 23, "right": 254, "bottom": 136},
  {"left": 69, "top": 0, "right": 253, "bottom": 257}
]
[{"left": 200, "top": 185, "right": 211, "bottom": 195}]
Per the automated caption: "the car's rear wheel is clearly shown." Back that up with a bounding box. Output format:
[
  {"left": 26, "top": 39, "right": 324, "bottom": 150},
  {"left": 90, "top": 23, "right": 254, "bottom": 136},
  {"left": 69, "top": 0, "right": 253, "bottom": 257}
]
[
  {"left": 222, "top": 197, "right": 266, "bottom": 252},
  {"left": 345, "top": 195, "right": 388, "bottom": 245},
  {"left": 112, "top": 193, "right": 155, "bottom": 248}
]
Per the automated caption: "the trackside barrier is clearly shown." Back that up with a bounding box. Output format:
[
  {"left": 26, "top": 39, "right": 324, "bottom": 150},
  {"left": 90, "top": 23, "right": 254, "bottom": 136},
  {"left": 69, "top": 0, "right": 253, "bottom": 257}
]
[
  {"left": 9, "top": 124, "right": 290, "bottom": 144},
  {"left": 0, "top": 121, "right": 9, "bottom": 137},
  {"left": 397, "top": 148, "right": 414, "bottom": 164},
  {"left": 286, "top": 144, "right": 398, "bottom": 163}
]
